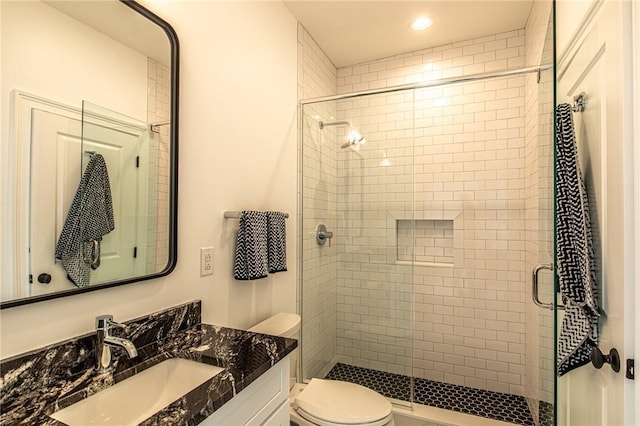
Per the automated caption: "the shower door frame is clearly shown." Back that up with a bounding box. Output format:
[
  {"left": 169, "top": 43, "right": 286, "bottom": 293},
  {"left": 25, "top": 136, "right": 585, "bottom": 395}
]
[
  {"left": 299, "top": 63, "right": 558, "bottom": 417},
  {"left": 299, "top": 66, "right": 551, "bottom": 107}
]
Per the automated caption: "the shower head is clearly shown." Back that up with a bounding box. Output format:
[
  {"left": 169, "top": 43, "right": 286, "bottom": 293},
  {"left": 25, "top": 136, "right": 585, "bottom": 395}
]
[
  {"left": 340, "top": 130, "right": 366, "bottom": 149},
  {"left": 318, "top": 120, "right": 366, "bottom": 149}
]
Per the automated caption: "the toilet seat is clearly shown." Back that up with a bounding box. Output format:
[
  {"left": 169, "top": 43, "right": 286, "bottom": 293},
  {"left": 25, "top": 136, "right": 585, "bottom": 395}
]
[
  {"left": 294, "top": 379, "right": 392, "bottom": 426},
  {"left": 295, "top": 408, "right": 393, "bottom": 426}
]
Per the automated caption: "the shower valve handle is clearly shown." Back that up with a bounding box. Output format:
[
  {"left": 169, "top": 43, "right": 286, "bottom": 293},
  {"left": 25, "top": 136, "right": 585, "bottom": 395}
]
[{"left": 316, "top": 224, "right": 333, "bottom": 247}]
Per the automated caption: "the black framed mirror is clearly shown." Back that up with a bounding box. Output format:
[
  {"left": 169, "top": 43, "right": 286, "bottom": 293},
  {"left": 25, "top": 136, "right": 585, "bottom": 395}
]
[{"left": 0, "top": 0, "right": 179, "bottom": 308}]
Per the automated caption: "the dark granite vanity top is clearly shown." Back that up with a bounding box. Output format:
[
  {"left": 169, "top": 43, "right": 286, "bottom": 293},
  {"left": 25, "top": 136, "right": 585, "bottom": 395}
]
[{"left": 0, "top": 301, "right": 297, "bottom": 425}]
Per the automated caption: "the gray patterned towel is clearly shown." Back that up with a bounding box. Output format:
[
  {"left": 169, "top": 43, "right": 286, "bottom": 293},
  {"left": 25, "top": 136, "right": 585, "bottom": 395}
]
[
  {"left": 55, "top": 154, "right": 115, "bottom": 287},
  {"left": 555, "top": 103, "right": 599, "bottom": 376},
  {"left": 234, "top": 211, "right": 269, "bottom": 280},
  {"left": 267, "top": 211, "right": 287, "bottom": 273}
]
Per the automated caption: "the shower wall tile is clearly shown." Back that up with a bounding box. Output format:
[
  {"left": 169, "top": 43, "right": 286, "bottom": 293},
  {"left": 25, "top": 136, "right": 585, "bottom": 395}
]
[
  {"left": 338, "top": 30, "right": 526, "bottom": 94},
  {"left": 147, "top": 58, "right": 171, "bottom": 273},
  {"left": 298, "top": 24, "right": 339, "bottom": 380},
  {"left": 298, "top": 24, "right": 336, "bottom": 101},
  {"left": 335, "top": 29, "right": 530, "bottom": 395}
]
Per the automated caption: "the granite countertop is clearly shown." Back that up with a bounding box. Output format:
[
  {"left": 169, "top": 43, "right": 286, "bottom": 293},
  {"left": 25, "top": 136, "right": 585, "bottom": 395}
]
[{"left": 0, "top": 321, "right": 297, "bottom": 426}]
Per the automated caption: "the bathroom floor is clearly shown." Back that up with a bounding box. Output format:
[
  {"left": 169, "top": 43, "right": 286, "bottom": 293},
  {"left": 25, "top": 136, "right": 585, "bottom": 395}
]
[{"left": 325, "top": 363, "right": 553, "bottom": 426}]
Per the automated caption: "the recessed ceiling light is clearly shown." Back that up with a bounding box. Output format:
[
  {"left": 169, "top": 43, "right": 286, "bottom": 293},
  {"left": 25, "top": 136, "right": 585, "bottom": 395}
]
[{"left": 411, "top": 16, "right": 432, "bottom": 31}]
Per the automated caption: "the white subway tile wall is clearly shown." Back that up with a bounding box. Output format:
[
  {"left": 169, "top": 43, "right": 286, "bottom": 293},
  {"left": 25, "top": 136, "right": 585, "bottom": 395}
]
[
  {"left": 334, "top": 88, "right": 415, "bottom": 379},
  {"left": 147, "top": 58, "right": 171, "bottom": 273},
  {"left": 337, "top": 30, "right": 526, "bottom": 95},
  {"left": 335, "top": 29, "right": 531, "bottom": 395},
  {"left": 298, "top": 24, "right": 339, "bottom": 380},
  {"left": 397, "top": 219, "right": 454, "bottom": 265}
]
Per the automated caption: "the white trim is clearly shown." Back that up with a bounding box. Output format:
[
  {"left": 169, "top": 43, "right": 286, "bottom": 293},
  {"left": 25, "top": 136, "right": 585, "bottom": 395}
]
[
  {"left": 632, "top": 0, "right": 640, "bottom": 422},
  {"left": 615, "top": 0, "right": 636, "bottom": 420},
  {"left": 10, "top": 92, "right": 90, "bottom": 297},
  {"left": 556, "top": 0, "right": 605, "bottom": 78},
  {"left": 614, "top": 0, "right": 639, "bottom": 421},
  {"left": 10, "top": 92, "right": 74, "bottom": 297}
]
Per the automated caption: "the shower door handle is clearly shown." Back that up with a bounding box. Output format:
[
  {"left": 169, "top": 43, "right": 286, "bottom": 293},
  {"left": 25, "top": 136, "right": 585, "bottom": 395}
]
[{"left": 531, "top": 263, "right": 561, "bottom": 310}]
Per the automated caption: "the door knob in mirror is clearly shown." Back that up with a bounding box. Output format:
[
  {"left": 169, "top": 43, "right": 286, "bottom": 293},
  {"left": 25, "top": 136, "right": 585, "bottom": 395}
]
[
  {"left": 37, "top": 273, "right": 52, "bottom": 284},
  {"left": 590, "top": 346, "right": 620, "bottom": 373}
]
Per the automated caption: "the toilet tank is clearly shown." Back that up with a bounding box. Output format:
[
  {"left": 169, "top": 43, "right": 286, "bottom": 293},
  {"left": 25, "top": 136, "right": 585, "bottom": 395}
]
[
  {"left": 248, "top": 312, "right": 300, "bottom": 338},
  {"left": 249, "top": 313, "right": 300, "bottom": 389}
]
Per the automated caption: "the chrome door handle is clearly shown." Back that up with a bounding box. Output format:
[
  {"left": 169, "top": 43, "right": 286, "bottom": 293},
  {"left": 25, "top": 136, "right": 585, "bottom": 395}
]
[{"left": 532, "top": 263, "right": 565, "bottom": 310}]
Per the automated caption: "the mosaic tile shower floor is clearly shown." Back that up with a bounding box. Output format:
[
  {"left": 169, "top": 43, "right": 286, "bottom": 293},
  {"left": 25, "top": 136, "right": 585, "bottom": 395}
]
[{"left": 325, "top": 363, "right": 553, "bottom": 426}]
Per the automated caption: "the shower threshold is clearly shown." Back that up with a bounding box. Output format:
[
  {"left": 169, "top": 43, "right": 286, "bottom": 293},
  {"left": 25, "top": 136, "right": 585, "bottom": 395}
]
[{"left": 324, "top": 363, "right": 552, "bottom": 426}]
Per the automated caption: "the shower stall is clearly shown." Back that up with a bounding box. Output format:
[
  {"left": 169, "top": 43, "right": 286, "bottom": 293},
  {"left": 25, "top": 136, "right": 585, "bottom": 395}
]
[{"left": 298, "top": 24, "right": 556, "bottom": 426}]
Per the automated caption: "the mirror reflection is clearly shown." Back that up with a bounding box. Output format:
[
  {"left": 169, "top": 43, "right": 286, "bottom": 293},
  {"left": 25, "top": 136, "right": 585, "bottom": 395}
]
[{"left": 1, "top": 0, "right": 178, "bottom": 307}]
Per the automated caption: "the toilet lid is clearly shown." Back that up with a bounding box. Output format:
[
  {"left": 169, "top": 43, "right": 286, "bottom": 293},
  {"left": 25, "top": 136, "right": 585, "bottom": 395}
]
[{"left": 295, "top": 379, "right": 392, "bottom": 425}]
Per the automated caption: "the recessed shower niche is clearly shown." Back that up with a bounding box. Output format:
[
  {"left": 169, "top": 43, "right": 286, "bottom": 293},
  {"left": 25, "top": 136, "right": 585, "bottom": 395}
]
[
  {"left": 397, "top": 219, "right": 453, "bottom": 266},
  {"left": 392, "top": 212, "right": 462, "bottom": 268}
]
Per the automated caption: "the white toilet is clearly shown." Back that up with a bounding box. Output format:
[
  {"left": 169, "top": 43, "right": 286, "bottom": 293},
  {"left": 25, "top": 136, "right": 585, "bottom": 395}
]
[{"left": 249, "top": 313, "right": 394, "bottom": 426}]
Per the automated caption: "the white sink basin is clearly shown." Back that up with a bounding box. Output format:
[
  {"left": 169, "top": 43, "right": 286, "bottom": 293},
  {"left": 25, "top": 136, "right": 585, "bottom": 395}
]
[{"left": 50, "top": 358, "right": 225, "bottom": 425}]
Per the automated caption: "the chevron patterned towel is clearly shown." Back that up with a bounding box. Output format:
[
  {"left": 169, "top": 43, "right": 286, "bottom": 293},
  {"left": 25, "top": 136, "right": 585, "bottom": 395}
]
[
  {"left": 267, "top": 212, "right": 287, "bottom": 273},
  {"left": 555, "top": 103, "right": 599, "bottom": 376},
  {"left": 234, "top": 211, "right": 269, "bottom": 280},
  {"left": 55, "top": 154, "right": 115, "bottom": 287}
]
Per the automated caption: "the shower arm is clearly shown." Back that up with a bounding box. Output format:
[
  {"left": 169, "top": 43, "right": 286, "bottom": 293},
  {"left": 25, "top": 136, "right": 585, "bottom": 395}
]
[{"left": 319, "top": 120, "right": 352, "bottom": 129}]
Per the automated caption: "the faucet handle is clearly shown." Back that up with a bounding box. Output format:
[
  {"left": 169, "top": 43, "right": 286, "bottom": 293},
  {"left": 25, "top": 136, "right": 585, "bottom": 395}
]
[
  {"left": 96, "top": 314, "right": 114, "bottom": 329},
  {"left": 96, "top": 315, "right": 126, "bottom": 330},
  {"left": 108, "top": 320, "right": 126, "bottom": 329}
]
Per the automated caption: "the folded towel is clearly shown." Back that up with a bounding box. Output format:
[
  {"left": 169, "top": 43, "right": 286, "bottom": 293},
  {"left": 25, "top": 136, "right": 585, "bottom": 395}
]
[
  {"left": 55, "top": 153, "right": 115, "bottom": 287},
  {"left": 555, "top": 103, "right": 599, "bottom": 376},
  {"left": 234, "top": 211, "right": 269, "bottom": 280},
  {"left": 267, "top": 211, "right": 287, "bottom": 273}
]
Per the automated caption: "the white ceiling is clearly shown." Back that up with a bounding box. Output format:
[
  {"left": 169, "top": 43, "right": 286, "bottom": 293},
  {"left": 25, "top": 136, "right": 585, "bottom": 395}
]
[{"left": 283, "top": 1, "right": 534, "bottom": 68}]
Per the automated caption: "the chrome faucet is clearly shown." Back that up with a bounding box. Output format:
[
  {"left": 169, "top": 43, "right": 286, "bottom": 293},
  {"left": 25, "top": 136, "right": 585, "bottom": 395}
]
[{"left": 95, "top": 315, "right": 138, "bottom": 372}]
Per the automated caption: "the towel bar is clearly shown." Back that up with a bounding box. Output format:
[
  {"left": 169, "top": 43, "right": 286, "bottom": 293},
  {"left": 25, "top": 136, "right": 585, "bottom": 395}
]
[{"left": 224, "top": 211, "right": 289, "bottom": 219}]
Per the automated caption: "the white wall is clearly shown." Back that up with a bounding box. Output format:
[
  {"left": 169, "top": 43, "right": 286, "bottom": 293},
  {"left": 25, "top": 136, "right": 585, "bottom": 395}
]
[
  {"left": 0, "top": 1, "right": 298, "bottom": 359},
  {"left": 0, "top": 1, "right": 148, "bottom": 126}
]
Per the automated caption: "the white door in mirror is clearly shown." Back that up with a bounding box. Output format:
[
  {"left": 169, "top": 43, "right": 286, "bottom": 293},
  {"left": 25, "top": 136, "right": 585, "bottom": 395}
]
[
  {"left": 50, "top": 358, "right": 224, "bottom": 425},
  {"left": 30, "top": 110, "right": 142, "bottom": 293}
]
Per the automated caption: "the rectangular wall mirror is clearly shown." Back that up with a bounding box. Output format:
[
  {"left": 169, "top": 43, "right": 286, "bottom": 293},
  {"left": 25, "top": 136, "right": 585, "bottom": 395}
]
[{"left": 0, "top": 0, "right": 179, "bottom": 308}]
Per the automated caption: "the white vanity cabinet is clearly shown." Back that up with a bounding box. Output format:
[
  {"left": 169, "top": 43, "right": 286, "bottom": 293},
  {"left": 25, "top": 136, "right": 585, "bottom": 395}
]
[{"left": 200, "top": 356, "right": 290, "bottom": 426}]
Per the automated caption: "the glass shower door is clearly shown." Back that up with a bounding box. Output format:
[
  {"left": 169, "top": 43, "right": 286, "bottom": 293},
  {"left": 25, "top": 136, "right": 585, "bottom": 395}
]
[
  {"left": 531, "top": 10, "right": 556, "bottom": 426},
  {"left": 300, "top": 99, "right": 340, "bottom": 383},
  {"left": 300, "top": 90, "right": 415, "bottom": 408}
]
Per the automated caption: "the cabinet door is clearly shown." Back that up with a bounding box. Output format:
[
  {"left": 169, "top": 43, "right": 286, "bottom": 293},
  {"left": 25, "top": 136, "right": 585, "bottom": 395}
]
[
  {"left": 262, "top": 401, "right": 289, "bottom": 426},
  {"left": 199, "top": 357, "right": 289, "bottom": 426}
]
